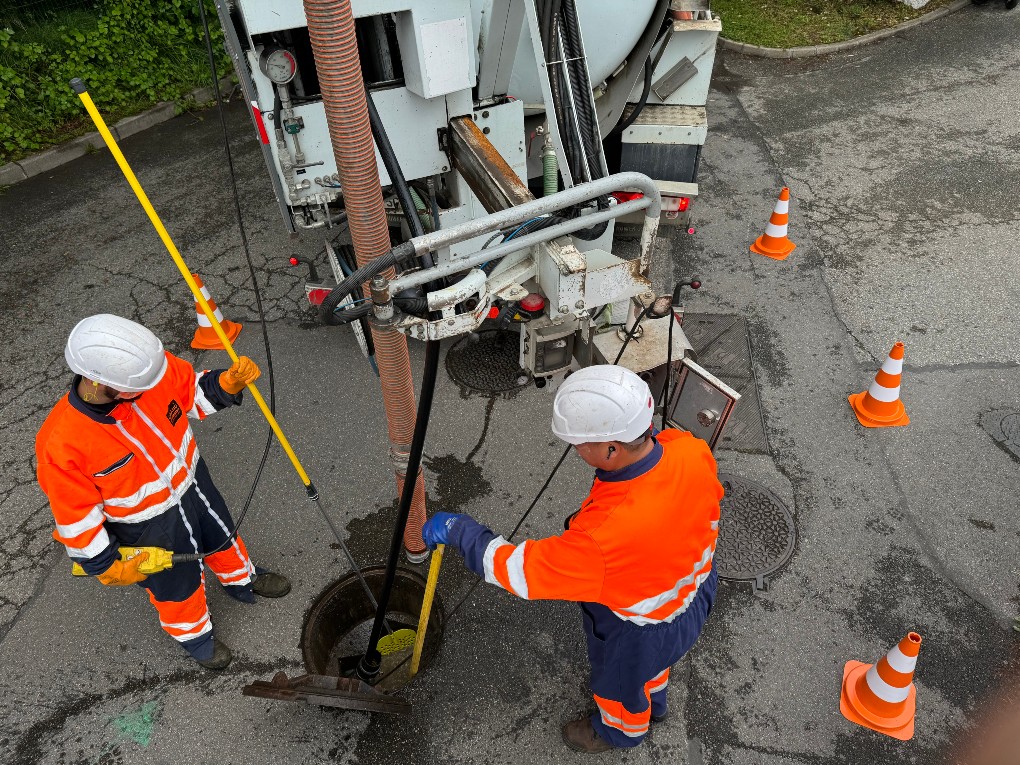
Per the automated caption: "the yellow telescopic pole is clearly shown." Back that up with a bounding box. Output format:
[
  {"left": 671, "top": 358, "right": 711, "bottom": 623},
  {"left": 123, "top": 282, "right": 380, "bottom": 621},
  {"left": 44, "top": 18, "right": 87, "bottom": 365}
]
[
  {"left": 409, "top": 543, "right": 443, "bottom": 678},
  {"left": 71, "top": 78, "right": 314, "bottom": 492}
]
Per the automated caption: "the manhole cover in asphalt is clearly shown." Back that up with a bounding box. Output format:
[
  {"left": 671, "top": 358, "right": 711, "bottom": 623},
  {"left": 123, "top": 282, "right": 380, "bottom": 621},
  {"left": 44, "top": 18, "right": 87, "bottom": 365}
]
[
  {"left": 979, "top": 408, "right": 1020, "bottom": 461},
  {"left": 715, "top": 473, "right": 795, "bottom": 591},
  {"left": 445, "top": 329, "right": 528, "bottom": 393}
]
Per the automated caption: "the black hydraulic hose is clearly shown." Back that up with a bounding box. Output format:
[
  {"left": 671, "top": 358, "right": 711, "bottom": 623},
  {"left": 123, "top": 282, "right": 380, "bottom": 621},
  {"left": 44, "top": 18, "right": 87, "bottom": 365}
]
[
  {"left": 612, "top": 56, "right": 653, "bottom": 136},
  {"left": 366, "top": 89, "right": 429, "bottom": 246},
  {"left": 359, "top": 338, "right": 442, "bottom": 680},
  {"left": 318, "top": 241, "right": 413, "bottom": 324}
]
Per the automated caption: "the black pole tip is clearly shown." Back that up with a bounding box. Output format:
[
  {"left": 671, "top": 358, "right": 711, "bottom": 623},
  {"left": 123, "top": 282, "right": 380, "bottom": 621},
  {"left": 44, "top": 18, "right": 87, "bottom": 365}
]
[
  {"left": 69, "top": 78, "right": 87, "bottom": 94},
  {"left": 305, "top": 482, "right": 318, "bottom": 501}
]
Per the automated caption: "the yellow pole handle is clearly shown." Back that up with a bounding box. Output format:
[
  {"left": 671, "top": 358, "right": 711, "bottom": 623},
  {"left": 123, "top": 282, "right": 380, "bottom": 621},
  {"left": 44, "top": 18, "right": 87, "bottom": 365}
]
[
  {"left": 72, "top": 80, "right": 313, "bottom": 490},
  {"left": 409, "top": 543, "right": 443, "bottom": 678}
]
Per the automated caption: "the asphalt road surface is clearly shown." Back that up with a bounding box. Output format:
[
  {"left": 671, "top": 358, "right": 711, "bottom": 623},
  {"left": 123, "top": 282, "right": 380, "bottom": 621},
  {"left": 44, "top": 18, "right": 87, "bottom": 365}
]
[{"left": 0, "top": 5, "right": 1017, "bottom": 764}]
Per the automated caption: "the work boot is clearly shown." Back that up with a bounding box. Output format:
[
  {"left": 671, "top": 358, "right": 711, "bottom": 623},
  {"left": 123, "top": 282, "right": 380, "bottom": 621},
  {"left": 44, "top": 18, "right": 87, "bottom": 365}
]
[
  {"left": 651, "top": 708, "right": 669, "bottom": 723},
  {"left": 561, "top": 717, "right": 615, "bottom": 753},
  {"left": 195, "top": 638, "right": 232, "bottom": 670},
  {"left": 252, "top": 570, "right": 291, "bottom": 598}
]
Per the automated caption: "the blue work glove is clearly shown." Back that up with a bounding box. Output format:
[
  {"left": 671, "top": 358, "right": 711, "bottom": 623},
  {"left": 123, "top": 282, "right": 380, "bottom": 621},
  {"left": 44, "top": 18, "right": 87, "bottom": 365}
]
[{"left": 422, "top": 512, "right": 463, "bottom": 550}]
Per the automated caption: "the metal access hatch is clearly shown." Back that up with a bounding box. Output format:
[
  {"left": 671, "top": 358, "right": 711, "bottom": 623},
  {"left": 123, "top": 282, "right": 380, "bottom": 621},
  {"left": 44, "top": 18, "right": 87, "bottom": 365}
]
[{"left": 666, "top": 357, "right": 740, "bottom": 450}]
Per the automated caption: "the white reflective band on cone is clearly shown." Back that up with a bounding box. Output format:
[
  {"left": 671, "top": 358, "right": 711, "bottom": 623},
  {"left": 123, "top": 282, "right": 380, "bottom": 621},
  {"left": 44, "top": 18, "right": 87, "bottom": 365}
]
[
  {"left": 885, "top": 646, "right": 917, "bottom": 674},
  {"left": 865, "top": 665, "right": 910, "bottom": 703},
  {"left": 774, "top": 199, "right": 789, "bottom": 214},
  {"left": 868, "top": 383, "right": 901, "bottom": 403},
  {"left": 764, "top": 222, "right": 788, "bottom": 238},
  {"left": 881, "top": 356, "right": 903, "bottom": 375}
]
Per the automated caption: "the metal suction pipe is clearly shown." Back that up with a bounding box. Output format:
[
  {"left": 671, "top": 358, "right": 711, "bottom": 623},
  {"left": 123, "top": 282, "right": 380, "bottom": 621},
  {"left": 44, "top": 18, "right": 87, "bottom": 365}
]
[{"left": 303, "top": 0, "right": 427, "bottom": 559}]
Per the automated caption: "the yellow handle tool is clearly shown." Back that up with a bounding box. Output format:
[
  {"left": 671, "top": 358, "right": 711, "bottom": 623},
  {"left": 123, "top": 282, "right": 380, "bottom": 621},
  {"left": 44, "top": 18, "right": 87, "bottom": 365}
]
[
  {"left": 409, "top": 544, "right": 443, "bottom": 678},
  {"left": 70, "top": 546, "right": 197, "bottom": 576},
  {"left": 70, "top": 78, "right": 315, "bottom": 495}
]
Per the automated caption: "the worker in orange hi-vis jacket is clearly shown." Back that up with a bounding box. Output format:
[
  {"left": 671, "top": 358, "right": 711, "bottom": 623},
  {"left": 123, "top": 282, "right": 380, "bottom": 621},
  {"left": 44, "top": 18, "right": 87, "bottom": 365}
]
[
  {"left": 423, "top": 365, "right": 722, "bottom": 753},
  {"left": 35, "top": 314, "right": 291, "bottom": 670}
]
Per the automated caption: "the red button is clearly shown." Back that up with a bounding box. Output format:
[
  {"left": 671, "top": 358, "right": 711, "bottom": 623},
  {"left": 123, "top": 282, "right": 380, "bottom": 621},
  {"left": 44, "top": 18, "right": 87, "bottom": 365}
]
[{"left": 520, "top": 293, "right": 546, "bottom": 312}]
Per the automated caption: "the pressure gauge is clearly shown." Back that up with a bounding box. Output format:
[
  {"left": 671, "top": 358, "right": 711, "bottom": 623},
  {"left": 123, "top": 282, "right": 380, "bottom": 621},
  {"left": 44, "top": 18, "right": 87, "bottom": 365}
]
[{"left": 259, "top": 47, "right": 298, "bottom": 84}]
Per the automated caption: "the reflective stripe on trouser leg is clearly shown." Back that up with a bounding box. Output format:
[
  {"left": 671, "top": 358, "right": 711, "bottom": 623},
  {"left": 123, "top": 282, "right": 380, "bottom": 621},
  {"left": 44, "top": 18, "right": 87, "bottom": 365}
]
[
  {"left": 591, "top": 688, "right": 652, "bottom": 747},
  {"left": 190, "top": 459, "right": 255, "bottom": 601},
  {"left": 647, "top": 668, "right": 670, "bottom": 718},
  {"left": 146, "top": 570, "right": 215, "bottom": 660}
]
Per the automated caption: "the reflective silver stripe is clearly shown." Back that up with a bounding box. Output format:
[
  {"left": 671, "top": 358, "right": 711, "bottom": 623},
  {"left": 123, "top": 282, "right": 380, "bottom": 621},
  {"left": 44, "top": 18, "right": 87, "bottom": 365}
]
[
  {"left": 160, "top": 615, "right": 210, "bottom": 631},
  {"left": 710, "top": 519, "right": 719, "bottom": 531},
  {"left": 482, "top": 537, "right": 513, "bottom": 588},
  {"left": 56, "top": 504, "right": 106, "bottom": 538},
  {"left": 647, "top": 677, "right": 669, "bottom": 695},
  {"left": 505, "top": 543, "right": 530, "bottom": 599},
  {"left": 612, "top": 566, "right": 713, "bottom": 626},
  {"left": 621, "top": 545, "right": 715, "bottom": 616},
  {"left": 885, "top": 646, "right": 917, "bottom": 674},
  {"left": 764, "top": 221, "right": 787, "bottom": 238},
  {"left": 865, "top": 665, "right": 910, "bottom": 703},
  {"left": 774, "top": 198, "right": 789, "bottom": 215},
  {"left": 102, "top": 467, "right": 198, "bottom": 523},
  {"left": 190, "top": 375, "right": 217, "bottom": 418},
  {"left": 162, "top": 618, "right": 212, "bottom": 641},
  {"left": 64, "top": 526, "right": 112, "bottom": 558},
  {"left": 596, "top": 710, "right": 648, "bottom": 737},
  {"left": 867, "top": 382, "right": 900, "bottom": 402},
  {"left": 194, "top": 482, "right": 253, "bottom": 583}
]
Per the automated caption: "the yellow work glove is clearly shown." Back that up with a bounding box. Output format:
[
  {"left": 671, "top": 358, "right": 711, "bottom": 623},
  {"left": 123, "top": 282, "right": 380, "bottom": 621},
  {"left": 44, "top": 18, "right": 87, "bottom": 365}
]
[
  {"left": 96, "top": 551, "right": 149, "bottom": 586},
  {"left": 219, "top": 356, "right": 261, "bottom": 395}
]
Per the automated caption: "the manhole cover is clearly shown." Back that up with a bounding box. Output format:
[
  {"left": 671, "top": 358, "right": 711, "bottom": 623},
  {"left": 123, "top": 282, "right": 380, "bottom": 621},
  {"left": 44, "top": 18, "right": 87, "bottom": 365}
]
[
  {"left": 715, "top": 473, "right": 795, "bottom": 591},
  {"left": 446, "top": 329, "right": 528, "bottom": 393},
  {"left": 979, "top": 408, "right": 1020, "bottom": 461}
]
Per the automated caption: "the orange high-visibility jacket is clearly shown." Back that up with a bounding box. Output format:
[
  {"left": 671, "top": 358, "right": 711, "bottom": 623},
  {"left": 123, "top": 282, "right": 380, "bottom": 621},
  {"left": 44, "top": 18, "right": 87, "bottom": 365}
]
[
  {"left": 450, "top": 429, "right": 723, "bottom": 625},
  {"left": 36, "top": 352, "right": 237, "bottom": 566}
]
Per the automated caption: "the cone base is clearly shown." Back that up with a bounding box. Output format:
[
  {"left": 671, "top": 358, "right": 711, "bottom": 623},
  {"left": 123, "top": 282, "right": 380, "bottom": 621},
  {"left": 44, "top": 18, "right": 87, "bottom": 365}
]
[
  {"left": 848, "top": 392, "right": 910, "bottom": 428},
  {"left": 192, "top": 320, "right": 242, "bottom": 350},
  {"left": 750, "top": 235, "right": 796, "bottom": 261},
  {"left": 840, "top": 661, "right": 915, "bottom": 741}
]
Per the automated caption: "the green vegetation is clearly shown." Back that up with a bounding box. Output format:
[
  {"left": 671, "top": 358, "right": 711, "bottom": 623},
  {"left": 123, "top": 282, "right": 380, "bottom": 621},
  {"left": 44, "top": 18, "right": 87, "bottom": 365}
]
[
  {"left": 1, "top": 0, "right": 229, "bottom": 164},
  {"left": 713, "top": 0, "right": 958, "bottom": 48}
]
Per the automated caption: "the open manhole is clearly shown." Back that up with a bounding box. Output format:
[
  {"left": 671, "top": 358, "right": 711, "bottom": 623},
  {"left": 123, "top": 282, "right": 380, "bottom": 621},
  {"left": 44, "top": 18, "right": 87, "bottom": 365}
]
[
  {"left": 715, "top": 473, "right": 795, "bottom": 591},
  {"left": 979, "top": 408, "right": 1020, "bottom": 461},
  {"left": 302, "top": 565, "right": 445, "bottom": 692},
  {"left": 445, "top": 329, "right": 529, "bottom": 393}
]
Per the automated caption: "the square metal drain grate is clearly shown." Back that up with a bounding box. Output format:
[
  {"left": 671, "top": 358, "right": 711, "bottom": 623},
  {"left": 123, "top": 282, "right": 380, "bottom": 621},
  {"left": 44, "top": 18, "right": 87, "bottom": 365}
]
[{"left": 682, "top": 314, "right": 769, "bottom": 454}]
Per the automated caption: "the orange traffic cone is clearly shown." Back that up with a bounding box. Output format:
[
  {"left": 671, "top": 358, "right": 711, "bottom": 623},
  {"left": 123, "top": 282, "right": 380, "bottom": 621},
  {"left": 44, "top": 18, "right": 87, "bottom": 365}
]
[
  {"left": 840, "top": 632, "right": 922, "bottom": 741},
  {"left": 848, "top": 342, "right": 910, "bottom": 428},
  {"left": 190, "top": 273, "right": 242, "bottom": 350},
  {"left": 750, "top": 187, "right": 797, "bottom": 260}
]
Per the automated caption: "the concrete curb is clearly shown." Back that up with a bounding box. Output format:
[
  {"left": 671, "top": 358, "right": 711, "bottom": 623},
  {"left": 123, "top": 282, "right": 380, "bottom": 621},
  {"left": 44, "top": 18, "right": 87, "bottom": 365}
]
[
  {"left": 0, "top": 76, "right": 234, "bottom": 188},
  {"left": 718, "top": 0, "right": 971, "bottom": 58}
]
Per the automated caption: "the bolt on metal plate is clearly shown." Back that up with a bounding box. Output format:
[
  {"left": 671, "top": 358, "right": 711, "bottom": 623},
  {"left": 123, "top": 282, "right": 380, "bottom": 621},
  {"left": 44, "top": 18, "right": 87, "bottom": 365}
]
[
  {"left": 714, "top": 473, "right": 796, "bottom": 591},
  {"left": 445, "top": 329, "right": 528, "bottom": 393}
]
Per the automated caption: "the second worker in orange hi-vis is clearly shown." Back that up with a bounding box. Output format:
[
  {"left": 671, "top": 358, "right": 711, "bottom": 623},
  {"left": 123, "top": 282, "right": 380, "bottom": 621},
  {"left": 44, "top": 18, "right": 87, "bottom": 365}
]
[
  {"left": 422, "top": 365, "right": 722, "bottom": 753},
  {"left": 35, "top": 314, "right": 291, "bottom": 670}
]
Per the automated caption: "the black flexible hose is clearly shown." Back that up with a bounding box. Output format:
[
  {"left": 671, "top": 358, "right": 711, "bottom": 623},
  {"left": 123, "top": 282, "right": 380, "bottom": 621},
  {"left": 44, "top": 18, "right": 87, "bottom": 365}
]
[
  {"left": 317, "top": 242, "right": 413, "bottom": 324},
  {"left": 612, "top": 56, "right": 653, "bottom": 135}
]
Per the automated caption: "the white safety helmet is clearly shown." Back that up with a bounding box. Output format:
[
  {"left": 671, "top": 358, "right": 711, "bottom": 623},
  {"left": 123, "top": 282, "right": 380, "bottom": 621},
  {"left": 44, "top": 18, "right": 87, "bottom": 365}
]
[
  {"left": 64, "top": 314, "right": 167, "bottom": 392},
  {"left": 551, "top": 365, "right": 654, "bottom": 445}
]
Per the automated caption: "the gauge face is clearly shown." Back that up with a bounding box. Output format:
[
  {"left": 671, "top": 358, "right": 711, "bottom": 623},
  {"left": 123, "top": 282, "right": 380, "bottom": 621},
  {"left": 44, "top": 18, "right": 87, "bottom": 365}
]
[{"left": 259, "top": 48, "right": 297, "bottom": 84}]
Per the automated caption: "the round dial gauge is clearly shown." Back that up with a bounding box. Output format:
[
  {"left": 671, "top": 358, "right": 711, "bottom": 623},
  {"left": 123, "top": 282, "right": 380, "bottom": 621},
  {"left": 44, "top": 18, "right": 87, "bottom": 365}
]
[{"left": 259, "top": 48, "right": 298, "bottom": 85}]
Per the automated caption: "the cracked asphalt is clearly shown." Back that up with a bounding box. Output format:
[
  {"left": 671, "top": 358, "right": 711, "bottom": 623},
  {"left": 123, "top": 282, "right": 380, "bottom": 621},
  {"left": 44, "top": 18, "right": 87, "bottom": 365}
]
[{"left": 1, "top": 5, "right": 1018, "bottom": 763}]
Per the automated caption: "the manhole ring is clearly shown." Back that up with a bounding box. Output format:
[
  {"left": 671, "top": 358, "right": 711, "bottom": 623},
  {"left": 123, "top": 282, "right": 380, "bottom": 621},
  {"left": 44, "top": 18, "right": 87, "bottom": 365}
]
[
  {"left": 715, "top": 473, "right": 795, "bottom": 584},
  {"left": 978, "top": 408, "right": 1020, "bottom": 461},
  {"left": 445, "top": 329, "right": 527, "bottom": 393}
]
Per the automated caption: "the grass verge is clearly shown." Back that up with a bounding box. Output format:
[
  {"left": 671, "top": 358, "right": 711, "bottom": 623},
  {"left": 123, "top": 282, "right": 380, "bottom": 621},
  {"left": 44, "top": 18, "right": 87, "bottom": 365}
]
[{"left": 712, "top": 0, "right": 959, "bottom": 48}]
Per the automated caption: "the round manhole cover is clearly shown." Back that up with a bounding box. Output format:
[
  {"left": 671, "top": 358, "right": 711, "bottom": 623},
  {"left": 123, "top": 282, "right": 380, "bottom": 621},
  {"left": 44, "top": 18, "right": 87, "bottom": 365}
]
[
  {"left": 445, "top": 329, "right": 528, "bottom": 393},
  {"left": 715, "top": 473, "right": 795, "bottom": 588}
]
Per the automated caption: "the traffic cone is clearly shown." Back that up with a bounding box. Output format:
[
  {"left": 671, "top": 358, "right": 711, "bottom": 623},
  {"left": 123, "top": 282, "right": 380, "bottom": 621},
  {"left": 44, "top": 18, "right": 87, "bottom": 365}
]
[
  {"left": 848, "top": 342, "right": 910, "bottom": 428},
  {"left": 190, "top": 273, "right": 242, "bottom": 350},
  {"left": 750, "top": 187, "right": 797, "bottom": 260},
  {"left": 840, "top": 632, "right": 922, "bottom": 741}
]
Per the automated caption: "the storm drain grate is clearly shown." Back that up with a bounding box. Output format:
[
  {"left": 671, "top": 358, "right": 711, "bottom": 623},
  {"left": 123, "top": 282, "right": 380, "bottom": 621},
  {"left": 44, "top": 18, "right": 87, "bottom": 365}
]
[
  {"left": 715, "top": 473, "right": 795, "bottom": 591},
  {"left": 979, "top": 408, "right": 1020, "bottom": 461},
  {"left": 445, "top": 330, "right": 528, "bottom": 393},
  {"left": 682, "top": 314, "right": 768, "bottom": 454}
]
